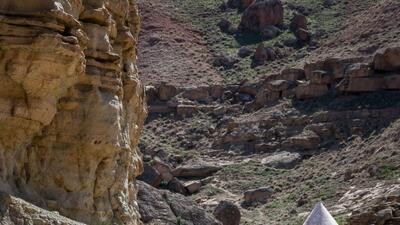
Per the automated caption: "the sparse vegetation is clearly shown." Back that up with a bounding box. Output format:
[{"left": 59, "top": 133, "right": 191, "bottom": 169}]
[
  {"left": 167, "top": 0, "right": 376, "bottom": 83},
  {"left": 378, "top": 165, "right": 400, "bottom": 179},
  {"left": 137, "top": 0, "right": 400, "bottom": 224},
  {"left": 335, "top": 215, "right": 348, "bottom": 225},
  {"left": 176, "top": 217, "right": 184, "bottom": 225}
]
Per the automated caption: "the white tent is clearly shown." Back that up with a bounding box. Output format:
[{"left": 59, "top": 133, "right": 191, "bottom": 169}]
[{"left": 303, "top": 202, "right": 339, "bottom": 225}]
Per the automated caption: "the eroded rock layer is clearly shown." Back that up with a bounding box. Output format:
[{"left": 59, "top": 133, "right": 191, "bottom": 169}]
[{"left": 0, "top": 1, "right": 146, "bottom": 224}]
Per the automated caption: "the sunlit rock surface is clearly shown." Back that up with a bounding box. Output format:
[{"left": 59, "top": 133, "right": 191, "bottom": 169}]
[{"left": 0, "top": 1, "right": 146, "bottom": 224}]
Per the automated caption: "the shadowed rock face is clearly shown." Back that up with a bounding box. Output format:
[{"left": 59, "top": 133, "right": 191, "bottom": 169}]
[
  {"left": 137, "top": 181, "right": 221, "bottom": 225},
  {"left": 0, "top": 0, "right": 147, "bottom": 225}
]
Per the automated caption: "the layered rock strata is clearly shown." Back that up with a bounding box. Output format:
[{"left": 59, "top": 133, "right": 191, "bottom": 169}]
[
  {"left": 146, "top": 46, "right": 400, "bottom": 117},
  {"left": 0, "top": 1, "right": 146, "bottom": 224}
]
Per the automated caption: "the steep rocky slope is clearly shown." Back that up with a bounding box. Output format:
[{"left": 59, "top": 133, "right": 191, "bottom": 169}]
[
  {"left": 0, "top": 0, "right": 146, "bottom": 224},
  {"left": 138, "top": 0, "right": 400, "bottom": 225}
]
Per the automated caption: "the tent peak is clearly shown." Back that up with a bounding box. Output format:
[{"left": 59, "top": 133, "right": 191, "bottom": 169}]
[{"left": 303, "top": 202, "right": 339, "bottom": 225}]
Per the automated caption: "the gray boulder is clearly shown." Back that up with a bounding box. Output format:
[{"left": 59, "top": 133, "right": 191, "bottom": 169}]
[
  {"left": 261, "top": 152, "right": 302, "bottom": 169},
  {"left": 214, "top": 201, "right": 241, "bottom": 225},
  {"left": 137, "top": 163, "right": 162, "bottom": 187},
  {"left": 172, "top": 164, "right": 222, "bottom": 178},
  {"left": 137, "top": 181, "right": 221, "bottom": 225}
]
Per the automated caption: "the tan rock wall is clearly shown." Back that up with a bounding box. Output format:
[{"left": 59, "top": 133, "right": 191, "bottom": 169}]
[{"left": 0, "top": 0, "right": 146, "bottom": 224}]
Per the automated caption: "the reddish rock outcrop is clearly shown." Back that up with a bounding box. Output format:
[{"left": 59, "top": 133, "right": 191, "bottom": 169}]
[
  {"left": 239, "top": 0, "right": 284, "bottom": 33},
  {"left": 145, "top": 46, "right": 400, "bottom": 119},
  {"left": 290, "top": 13, "right": 308, "bottom": 31},
  {"left": 374, "top": 46, "right": 400, "bottom": 71}
]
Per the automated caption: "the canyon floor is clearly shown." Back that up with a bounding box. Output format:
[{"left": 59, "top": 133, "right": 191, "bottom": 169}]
[{"left": 137, "top": 0, "right": 400, "bottom": 225}]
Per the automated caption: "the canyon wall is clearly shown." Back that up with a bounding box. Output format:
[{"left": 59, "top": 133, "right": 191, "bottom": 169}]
[{"left": 0, "top": 0, "right": 146, "bottom": 224}]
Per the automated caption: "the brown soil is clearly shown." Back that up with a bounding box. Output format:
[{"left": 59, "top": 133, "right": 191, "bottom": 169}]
[
  {"left": 137, "top": 0, "right": 223, "bottom": 87},
  {"left": 308, "top": 0, "right": 400, "bottom": 61}
]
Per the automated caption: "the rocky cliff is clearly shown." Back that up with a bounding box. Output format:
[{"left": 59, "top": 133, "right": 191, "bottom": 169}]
[{"left": 0, "top": 1, "right": 146, "bottom": 224}]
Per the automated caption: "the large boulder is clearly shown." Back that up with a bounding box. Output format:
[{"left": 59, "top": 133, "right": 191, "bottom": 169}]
[
  {"left": 238, "top": 46, "right": 254, "bottom": 58},
  {"left": 213, "top": 201, "right": 241, "bottom": 225},
  {"left": 137, "top": 163, "right": 162, "bottom": 188},
  {"left": 295, "top": 83, "right": 329, "bottom": 99},
  {"left": 137, "top": 181, "right": 221, "bottom": 225},
  {"left": 374, "top": 46, "right": 400, "bottom": 71},
  {"left": 172, "top": 164, "right": 222, "bottom": 178},
  {"left": 217, "top": 19, "right": 237, "bottom": 34},
  {"left": 288, "top": 130, "right": 321, "bottom": 150},
  {"left": 167, "top": 178, "right": 189, "bottom": 195},
  {"left": 243, "top": 187, "right": 274, "bottom": 204},
  {"left": 239, "top": 0, "right": 284, "bottom": 33},
  {"left": 253, "top": 43, "right": 280, "bottom": 66},
  {"left": 290, "top": 13, "right": 311, "bottom": 42},
  {"left": 295, "top": 28, "right": 311, "bottom": 42},
  {"left": 185, "top": 181, "right": 202, "bottom": 194},
  {"left": 158, "top": 82, "right": 178, "bottom": 101},
  {"left": 309, "top": 70, "right": 334, "bottom": 85},
  {"left": 213, "top": 54, "right": 239, "bottom": 69},
  {"left": 153, "top": 159, "right": 174, "bottom": 183},
  {"left": 0, "top": 0, "right": 82, "bottom": 16},
  {"left": 340, "top": 77, "right": 384, "bottom": 92},
  {"left": 280, "top": 68, "right": 306, "bottom": 81},
  {"left": 304, "top": 57, "right": 363, "bottom": 79},
  {"left": 182, "top": 85, "right": 211, "bottom": 102},
  {"left": 261, "top": 152, "right": 303, "bottom": 169},
  {"left": 290, "top": 13, "right": 308, "bottom": 31}
]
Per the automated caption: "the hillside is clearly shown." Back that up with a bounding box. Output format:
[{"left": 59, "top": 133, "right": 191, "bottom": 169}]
[
  {"left": 137, "top": 0, "right": 400, "bottom": 225},
  {"left": 138, "top": 0, "right": 400, "bottom": 84},
  {"left": 0, "top": 1, "right": 397, "bottom": 225}
]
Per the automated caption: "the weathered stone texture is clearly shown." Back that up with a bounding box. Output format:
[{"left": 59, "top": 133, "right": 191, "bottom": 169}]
[
  {"left": 137, "top": 181, "right": 221, "bottom": 225},
  {"left": 0, "top": 192, "right": 85, "bottom": 225},
  {"left": 239, "top": 0, "right": 284, "bottom": 32},
  {"left": 0, "top": 1, "right": 146, "bottom": 225}
]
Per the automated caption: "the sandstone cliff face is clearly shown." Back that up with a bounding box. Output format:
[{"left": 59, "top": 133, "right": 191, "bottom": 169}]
[{"left": 0, "top": 1, "right": 146, "bottom": 225}]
